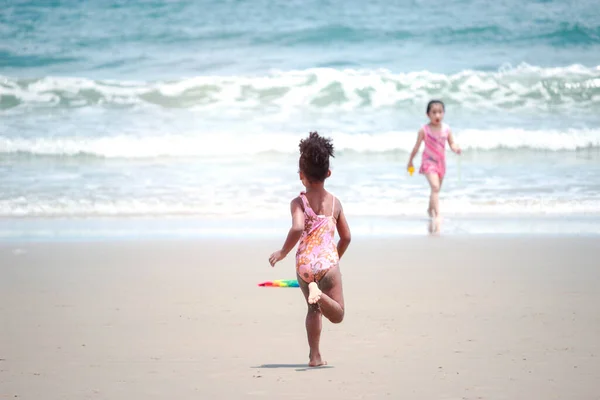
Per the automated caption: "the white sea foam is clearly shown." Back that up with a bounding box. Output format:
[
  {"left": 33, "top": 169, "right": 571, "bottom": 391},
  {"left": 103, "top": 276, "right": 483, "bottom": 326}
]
[
  {"left": 1, "top": 128, "right": 598, "bottom": 158},
  {"left": 1, "top": 196, "right": 599, "bottom": 218},
  {"left": 2, "top": 64, "right": 599, "bottom": 111}
]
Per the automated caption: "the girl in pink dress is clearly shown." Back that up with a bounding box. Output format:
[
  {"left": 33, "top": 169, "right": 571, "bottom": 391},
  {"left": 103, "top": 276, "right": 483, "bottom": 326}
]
[
  {"left": 407, "top": 100, "right": 461, "bottom": 233},
  {"left": 269, "top": 131, "right": 351, "bottom": 367}
]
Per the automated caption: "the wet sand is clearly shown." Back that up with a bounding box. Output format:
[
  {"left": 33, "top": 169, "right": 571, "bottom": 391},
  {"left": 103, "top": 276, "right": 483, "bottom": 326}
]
[{"left": 1, "top": 237, "right": 599, "bottom": 399}]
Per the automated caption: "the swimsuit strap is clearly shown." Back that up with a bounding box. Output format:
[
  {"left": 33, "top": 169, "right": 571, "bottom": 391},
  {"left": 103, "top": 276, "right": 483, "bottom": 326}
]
[
  {"left": 300, "top": 192, "right": 336, "bottom": 218},
  {"left": 299, "top": 192, "right": 316, "bottom": 217},
  {"left": 331, "top": 196, "right": 336, "bottom": 217}
]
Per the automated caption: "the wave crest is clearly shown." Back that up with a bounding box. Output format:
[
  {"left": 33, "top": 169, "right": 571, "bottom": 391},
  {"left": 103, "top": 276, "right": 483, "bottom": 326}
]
[
  {"left": 2, "top": 64, "right": 599, "bottom": 111},
  {"left": 1, "top": 128, "right": 598, "bottom": 158}
]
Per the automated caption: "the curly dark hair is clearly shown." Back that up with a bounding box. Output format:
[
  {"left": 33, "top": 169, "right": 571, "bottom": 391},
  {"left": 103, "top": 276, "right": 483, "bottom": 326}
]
[{"left": 298, "top": 131, "right": 335, "bottom": 182}]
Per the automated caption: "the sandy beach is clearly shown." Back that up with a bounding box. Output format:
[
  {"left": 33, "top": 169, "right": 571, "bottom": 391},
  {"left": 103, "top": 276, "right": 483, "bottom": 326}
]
[{"left": 1, "top": 237, "right": 599, "bottom": 399}]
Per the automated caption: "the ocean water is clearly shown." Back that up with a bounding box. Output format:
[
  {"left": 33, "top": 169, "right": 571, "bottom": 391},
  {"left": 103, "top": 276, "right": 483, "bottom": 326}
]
[{"left": 1, "top": 0, "right": 600, "bottom": 237}]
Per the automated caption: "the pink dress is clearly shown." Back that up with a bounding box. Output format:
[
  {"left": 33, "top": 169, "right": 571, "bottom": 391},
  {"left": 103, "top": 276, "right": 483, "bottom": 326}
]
[
  {"left": 419, "top": 123, "right": 449, "bottom": 179},
  {"left": 295, "top": 192, "right": 339, "bottom": 284}
]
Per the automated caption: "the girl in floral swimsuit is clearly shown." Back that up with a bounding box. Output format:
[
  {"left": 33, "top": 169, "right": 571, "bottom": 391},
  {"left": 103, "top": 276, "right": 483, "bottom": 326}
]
[{"left": 269, "top": 131, "right": 351, "bottom": 367}]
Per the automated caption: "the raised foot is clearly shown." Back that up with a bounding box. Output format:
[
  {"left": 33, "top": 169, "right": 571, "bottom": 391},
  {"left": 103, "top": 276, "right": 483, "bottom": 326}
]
[{"left": 307, "top": 282, "right": 322, "bottom": 304}]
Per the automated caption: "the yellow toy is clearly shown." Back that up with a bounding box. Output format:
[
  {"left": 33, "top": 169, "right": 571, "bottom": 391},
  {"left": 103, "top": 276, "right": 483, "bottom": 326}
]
[{"left": 407, "top": 166, "right": 415, "bottom": 176}]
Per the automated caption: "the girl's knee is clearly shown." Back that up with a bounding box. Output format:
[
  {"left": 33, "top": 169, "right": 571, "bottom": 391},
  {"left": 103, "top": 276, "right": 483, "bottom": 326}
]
[
  {"left": 329, "top": 311, "right": 344, "bottom": 324},
  {"left": 431, "top": 185, "right": 441, "bottom": 193},
  {"left": 328, "top": 307, "right": 344, "bottom": 324},
  {"left": 307, "top": 303, "right": 320, "bottom": 313}
]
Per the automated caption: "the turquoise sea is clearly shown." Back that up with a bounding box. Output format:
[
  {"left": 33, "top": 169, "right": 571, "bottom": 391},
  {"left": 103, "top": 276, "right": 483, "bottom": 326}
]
[{"left": 1, "top": 0, "right": 600, "bottom": 238}]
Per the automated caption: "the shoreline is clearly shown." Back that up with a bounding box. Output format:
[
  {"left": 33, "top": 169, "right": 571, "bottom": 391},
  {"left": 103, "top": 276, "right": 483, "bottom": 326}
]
[{"left": 1, "top": 214, "right": 600, "bottom": 242}]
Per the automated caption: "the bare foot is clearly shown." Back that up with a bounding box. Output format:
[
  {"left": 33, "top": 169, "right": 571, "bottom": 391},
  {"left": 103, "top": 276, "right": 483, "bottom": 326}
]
[
  {"left": 307, "top": 282, "right": 322, "bottom": 304},
  {"left": 431, "top": 216, "right": 442, "bottom": 234},
  {"left": 427, "top": 209, "right": 436, "bottom": 233},
  {"left": 308, "top": 352, "right": 327, "bottom": 367}
]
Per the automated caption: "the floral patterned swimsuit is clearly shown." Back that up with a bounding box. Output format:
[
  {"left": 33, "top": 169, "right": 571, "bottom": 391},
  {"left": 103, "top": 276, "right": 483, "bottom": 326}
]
[
  {"left": 419, "top": 123, "right": 449, "bottom": 179},
  {"left": 295, "top": 192, "right": 339, "bottom": 284}
]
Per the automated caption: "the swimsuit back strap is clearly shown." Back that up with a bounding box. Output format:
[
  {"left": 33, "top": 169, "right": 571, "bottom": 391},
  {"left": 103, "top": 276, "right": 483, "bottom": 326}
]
[
  {"left": 299, "top": 192, "right": 314, "bottom": 216},
  {"left": 331, "top": 196, "right": 336, "bottom": 217}
]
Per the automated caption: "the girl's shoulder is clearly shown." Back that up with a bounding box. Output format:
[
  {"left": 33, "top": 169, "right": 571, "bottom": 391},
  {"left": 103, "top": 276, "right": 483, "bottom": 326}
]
[
  {"left": 329, "top": 192, "right": 343, "bottom": 210},
  {"left": 326, "top": 192, "right": 343, "bottom": 220},
  {"left": 431, "top": 123, "right": 451, "bottom": 136},
  {"left": 326, "top": 190, "right": 337, "bottom": 200},
  {"left": 291, "top": 194, "right": 305, "bottom": 208},
  {"left": 322, "top": 190, "right": 341, "bottom": 208}
]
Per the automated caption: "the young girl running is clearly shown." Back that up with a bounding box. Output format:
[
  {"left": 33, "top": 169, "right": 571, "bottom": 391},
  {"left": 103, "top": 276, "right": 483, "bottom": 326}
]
[
  {"left": 268, "top": 131, "right": 351, "bottom": 367},
  {"left": 407, "top": 100, "right": 461, "bottom": 233}
]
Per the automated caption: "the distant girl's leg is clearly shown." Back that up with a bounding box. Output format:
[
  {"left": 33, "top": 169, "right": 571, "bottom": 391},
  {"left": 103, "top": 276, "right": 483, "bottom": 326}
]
[
  {"left": 298, "top": 277, "right": 325, "bottom": 367},
  {"left": 425, "top": 173, "right": 441, "bottom": 218}
]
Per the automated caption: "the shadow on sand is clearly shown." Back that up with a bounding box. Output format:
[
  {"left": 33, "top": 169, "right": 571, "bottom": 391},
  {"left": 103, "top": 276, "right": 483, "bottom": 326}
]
[{"left": 251, "top": 363, "right": 334, "bottom": 372}]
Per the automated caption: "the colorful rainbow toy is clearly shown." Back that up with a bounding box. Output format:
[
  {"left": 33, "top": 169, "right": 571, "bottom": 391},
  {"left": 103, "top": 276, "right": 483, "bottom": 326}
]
[{"left": 258, "top": 279, "right": 299, "bottom": 288}]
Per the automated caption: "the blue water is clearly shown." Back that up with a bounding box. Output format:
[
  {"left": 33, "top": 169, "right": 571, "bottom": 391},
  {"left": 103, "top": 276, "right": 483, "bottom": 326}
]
[
  {"left": 3, "top": 0, "right": 600, "bottom": 77},
  {"left": 1, "top": 0, "right": 600, "bottom": 237}
]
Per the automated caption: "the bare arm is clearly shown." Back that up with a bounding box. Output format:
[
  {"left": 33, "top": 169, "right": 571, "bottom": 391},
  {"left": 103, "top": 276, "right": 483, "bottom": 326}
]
[
  {"left": 278, "top": 197, "right": 305, "bottom": 257},
  {"left": 447, "top": 128, "right": 461, "bottom": 154},
  {"left": 335, "top": 199, "right": 351, "bottom": 259},
  {"left": 269, "top": 198, "right": 306, "bottom": 266},
  {"left": 407, "top": 128, "right": 425, "bottom": 167}
]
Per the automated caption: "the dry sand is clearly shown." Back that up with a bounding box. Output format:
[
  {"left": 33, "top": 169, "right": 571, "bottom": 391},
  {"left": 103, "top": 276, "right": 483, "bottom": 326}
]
[{"left": 1, "top": 237, "right": 599, "bottom": 399}]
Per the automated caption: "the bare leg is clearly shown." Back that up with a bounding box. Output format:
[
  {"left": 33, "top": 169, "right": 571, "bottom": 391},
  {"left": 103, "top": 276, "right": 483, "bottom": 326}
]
[
  {"left": 297, "top": 267, "right": 345, "bottom": 366},
  {"left": 316, "top": 266, "right": 345, "bottom": 324},
  {"left": 426, "top": 173, "right": 441, "bottom": 217},
  {"left": 298, "top": 277, "right": 326, "bottom": 367},
  {"left": 425, "top": 173, "right": 442, "bottom": 233}
]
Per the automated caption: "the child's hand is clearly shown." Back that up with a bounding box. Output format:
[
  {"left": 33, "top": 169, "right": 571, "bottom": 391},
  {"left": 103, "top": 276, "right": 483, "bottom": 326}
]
[
  {"left": 452, "top": 145, "right": 462, "bottom": 155},
  {"left": 269, "top": 250, "right": 286, "bottom": 267},
  {"left": 407, "top": 160, "right": 414, "bottom": 170}
]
